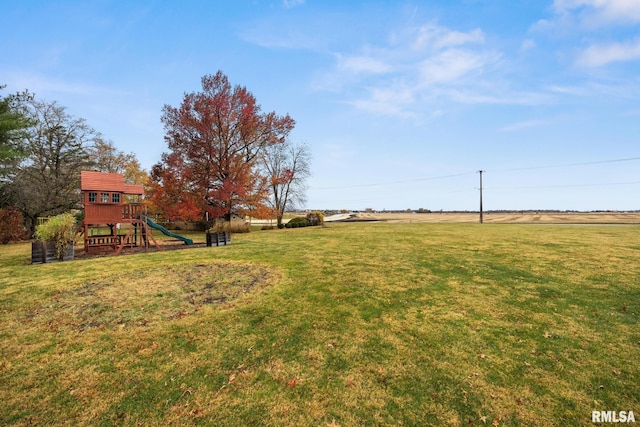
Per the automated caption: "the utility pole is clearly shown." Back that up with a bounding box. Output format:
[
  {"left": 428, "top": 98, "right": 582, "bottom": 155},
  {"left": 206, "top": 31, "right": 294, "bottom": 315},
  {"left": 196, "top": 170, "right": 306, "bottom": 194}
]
[{"left": 478, "top": 170, "right": 484, "bottom": 224}]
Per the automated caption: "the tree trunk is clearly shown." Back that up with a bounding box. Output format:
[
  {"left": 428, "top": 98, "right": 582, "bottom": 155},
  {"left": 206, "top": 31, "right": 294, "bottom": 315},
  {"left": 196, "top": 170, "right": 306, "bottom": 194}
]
[
  {"left": 276, "top": 215, "right": 283, "bottom": 228},
  {"left": 25, "top": 213, "right": 37, "bottom": 236}
]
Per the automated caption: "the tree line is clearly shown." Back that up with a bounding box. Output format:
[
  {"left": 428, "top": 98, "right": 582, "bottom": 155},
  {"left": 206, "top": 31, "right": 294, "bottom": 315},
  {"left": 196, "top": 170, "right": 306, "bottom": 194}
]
[{"left": 0, "top": 71, "right": 310, "bottom": 241}]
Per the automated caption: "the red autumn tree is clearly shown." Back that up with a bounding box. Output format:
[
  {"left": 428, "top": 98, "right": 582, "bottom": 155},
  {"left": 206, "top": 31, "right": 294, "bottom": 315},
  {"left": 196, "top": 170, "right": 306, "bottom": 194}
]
[
  {"left": 157, "top": 71, "right": 295, "bottom": 222},
  {"left": 147, "top": 152, "right": 202, "bottom": 222}
]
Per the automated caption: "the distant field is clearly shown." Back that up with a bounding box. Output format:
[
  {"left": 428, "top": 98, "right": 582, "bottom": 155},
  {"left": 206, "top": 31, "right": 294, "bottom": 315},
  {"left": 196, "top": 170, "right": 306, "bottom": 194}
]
[
  {"left": 346, "top": 211, "right": 640, "bottom": 224},
  {"left": 1, "top": 222, "right": 638, "bottom": 425}
]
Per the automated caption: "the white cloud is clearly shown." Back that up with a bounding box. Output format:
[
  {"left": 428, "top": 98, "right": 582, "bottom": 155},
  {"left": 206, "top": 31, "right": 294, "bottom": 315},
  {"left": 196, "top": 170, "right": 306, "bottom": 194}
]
[
  {"left": 283, "top": 0, "right": 305, "bottom": 9},
  {"left": 348, "top": 85, "right": 418, "bottom": 119},
  {"left": 4, "top": 71, "right": 128, "bottom": 98},
  {"left": 546, "top": 85, "right": 590, "bottom": 96},
  {"left": 500, "top": 119, "right": 549, "bottom": 132},
  {"left": 576, "top": 38, "right": 640, "bottom": 66},
  {"left": 548, "top": 80, "right": 640, "bottom": 99},
  {"left": 533, "top": 0, "right": 640, "bottom": 34},
  {"left": 314, "top": 22, "right": 506, "bottom": 118},
  {"left": 338, "top": 55, "right": 391, "bottom": 74},
  {"left": 419, "top": 49, "right": 488, "bottom": 84},
  {"left": 553, "top": 0, "right": 640, "bottom": 25},
  {"left": 240, "top": 27, "right": 323, "bottom": 50},
  {"left": 446, "top": 88, "right": 553, "bottom": 106},
  {"left": 320, "top": 143, "right": 356, "bottom": 167},
  {"left": 533, "top": 1, "right": 640, "bottom": 69},
  {"left": 520, "top": 39, "right": 537, "bottom": 52},
  {"left": 413, "top": 24, "right": 484, "bottom": 50}
]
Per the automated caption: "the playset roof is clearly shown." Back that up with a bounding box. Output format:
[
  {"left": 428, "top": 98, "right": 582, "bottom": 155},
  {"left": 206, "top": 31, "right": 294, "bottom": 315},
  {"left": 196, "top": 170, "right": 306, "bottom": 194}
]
[{"left": 80, "top": 171, "right": 144, "bottom": 195}]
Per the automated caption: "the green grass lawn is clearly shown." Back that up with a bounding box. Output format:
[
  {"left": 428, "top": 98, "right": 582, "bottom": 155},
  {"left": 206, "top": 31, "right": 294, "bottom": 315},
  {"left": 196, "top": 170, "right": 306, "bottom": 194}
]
[{"left": 1, "top": 223, "right": 638, "bottom": 426}]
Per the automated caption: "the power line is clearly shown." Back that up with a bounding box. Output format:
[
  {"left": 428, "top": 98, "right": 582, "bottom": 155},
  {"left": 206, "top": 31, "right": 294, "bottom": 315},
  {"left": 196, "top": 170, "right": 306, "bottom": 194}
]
[
  {"left": 490, "top": 156, "right": 640, "bottom": 173},
  {"left": 310, "top": 156, "right": 640, "bottom": 191},
  {"left": 311, "top": 172, "right": 475, "bottom": 190},
  {"left": 486, "top": 180, "right": 640, "bottom": 191}
]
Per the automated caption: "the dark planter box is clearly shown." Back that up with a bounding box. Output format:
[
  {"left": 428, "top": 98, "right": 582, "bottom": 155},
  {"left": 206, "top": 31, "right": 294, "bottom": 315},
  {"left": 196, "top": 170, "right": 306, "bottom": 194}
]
[
  {"left": 31, "top": 241, "right": 75, "bottom": 264},
  {"left": 206, "top": 231, "right": 231, "bottom": 247}
]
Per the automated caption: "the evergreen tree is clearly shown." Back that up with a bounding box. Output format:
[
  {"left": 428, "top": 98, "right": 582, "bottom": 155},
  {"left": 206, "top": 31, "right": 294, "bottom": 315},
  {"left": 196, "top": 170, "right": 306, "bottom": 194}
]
[{"left": 0, "top": 86, "right": 32, "bottom": 186}]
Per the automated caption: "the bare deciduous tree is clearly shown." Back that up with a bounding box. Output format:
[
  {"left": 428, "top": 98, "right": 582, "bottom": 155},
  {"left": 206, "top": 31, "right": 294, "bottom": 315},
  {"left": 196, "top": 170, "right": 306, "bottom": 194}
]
[
  {"left": 88, "top": 137, "right": 147, "bottom": 185},
  {"left": 262, "top": 141, "right": 311, "bottom": 228},
  {"left": 8, "top": 99, "right": 94, "bottom": 233}
]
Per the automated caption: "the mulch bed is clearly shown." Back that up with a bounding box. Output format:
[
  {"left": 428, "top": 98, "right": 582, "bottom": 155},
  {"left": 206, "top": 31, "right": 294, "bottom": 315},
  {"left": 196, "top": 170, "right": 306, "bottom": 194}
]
[{"left": 74, "top": 241, "right": 208, "bottom": 260}]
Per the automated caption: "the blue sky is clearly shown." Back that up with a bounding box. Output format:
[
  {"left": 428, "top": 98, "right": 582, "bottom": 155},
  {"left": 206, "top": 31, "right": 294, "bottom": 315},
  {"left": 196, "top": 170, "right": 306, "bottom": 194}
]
[{"left": 2, "top": 0, "right": 639, "bottom": 211}]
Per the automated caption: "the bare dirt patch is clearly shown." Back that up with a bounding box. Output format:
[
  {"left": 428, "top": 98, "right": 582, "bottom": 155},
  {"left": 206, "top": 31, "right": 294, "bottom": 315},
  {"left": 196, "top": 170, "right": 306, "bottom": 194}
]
[{"left": 25, "top": 262, "right": 279, "bottom": 331}]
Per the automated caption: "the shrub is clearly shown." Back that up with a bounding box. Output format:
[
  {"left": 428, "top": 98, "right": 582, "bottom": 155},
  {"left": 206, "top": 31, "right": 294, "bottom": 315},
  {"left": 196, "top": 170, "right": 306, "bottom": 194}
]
[
  {"left": 210, "top": 219, "right": 250, "bottom": 234},
  {"left": 0, "top": 207, "right": 28, "bottom": 244},
  {"left": 233, "top": 222, "right": 251, "bottom": 233},
  {"left": 194, "top": 221, "right": 209, "bottom": 232},
  {"left": 34, "top": 212, "right": 77, "bottom": 260},
  {"left": 285, "top": 217, "right": 310, "bottom": 228},
  {"left": 306, "top": 211, "right": 324, "bottom": 226}
]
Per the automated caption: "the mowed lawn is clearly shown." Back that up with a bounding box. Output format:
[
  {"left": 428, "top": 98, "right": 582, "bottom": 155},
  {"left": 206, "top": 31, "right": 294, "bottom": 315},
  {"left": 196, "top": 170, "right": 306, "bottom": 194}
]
[{"left": 1, "top": 223, "right": 638, "bottom": 426}]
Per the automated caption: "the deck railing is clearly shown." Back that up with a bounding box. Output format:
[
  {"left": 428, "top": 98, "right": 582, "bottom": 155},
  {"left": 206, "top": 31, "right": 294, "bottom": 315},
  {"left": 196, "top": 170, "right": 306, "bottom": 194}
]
[{"left": 122, "top": 203, "right": 145, "bottom": 220}]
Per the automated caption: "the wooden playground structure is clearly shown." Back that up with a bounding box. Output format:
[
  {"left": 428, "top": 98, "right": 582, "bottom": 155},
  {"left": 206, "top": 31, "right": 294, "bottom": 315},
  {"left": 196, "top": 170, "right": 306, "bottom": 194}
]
[{"left": 77, "top": 171, "right": 160, "bottom": 255}]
